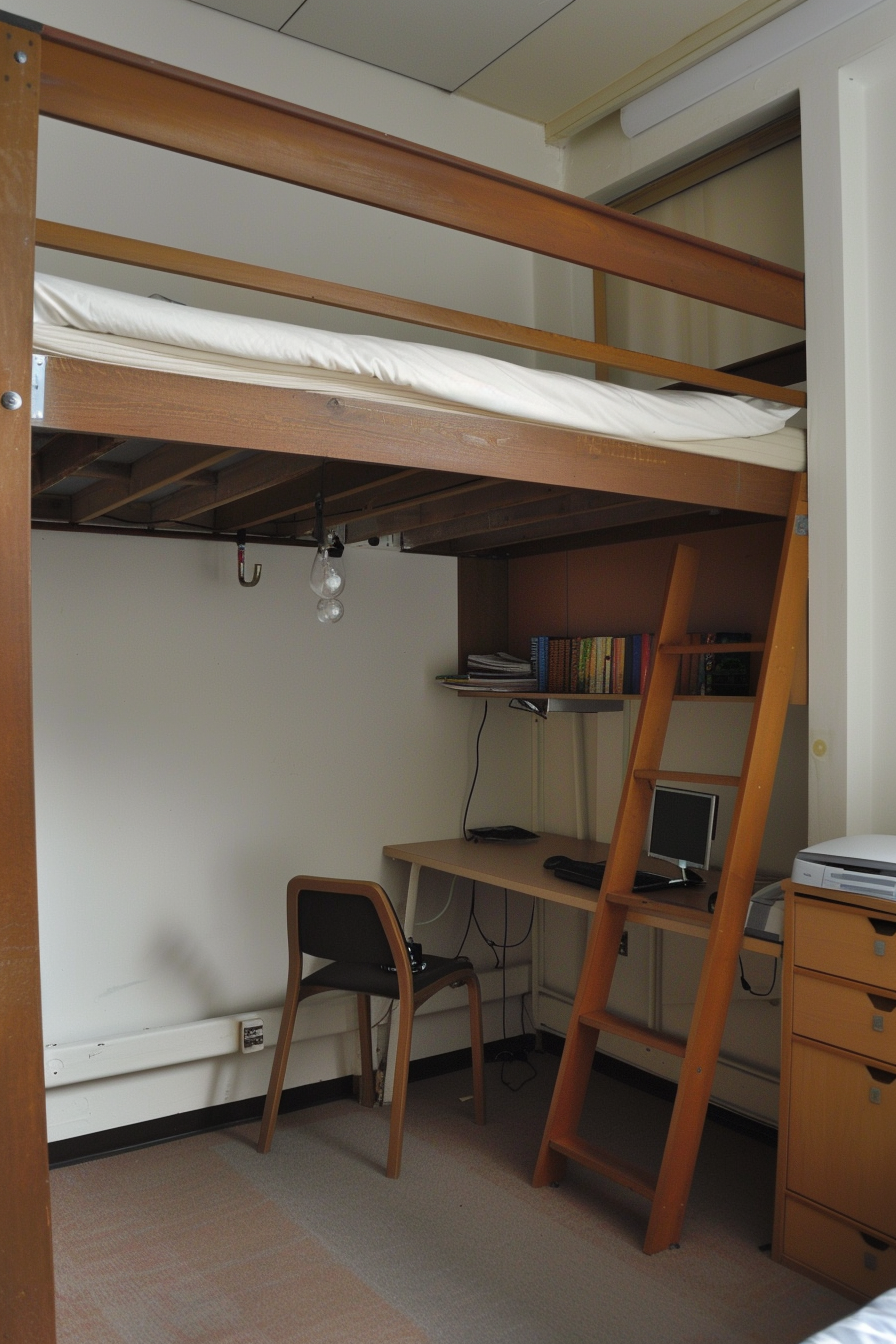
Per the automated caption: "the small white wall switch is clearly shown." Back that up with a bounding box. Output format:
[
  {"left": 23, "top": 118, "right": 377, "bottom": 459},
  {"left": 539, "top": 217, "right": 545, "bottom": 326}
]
[{"left": 240, "top": 1018, "right": 264, "bottom": 1053}]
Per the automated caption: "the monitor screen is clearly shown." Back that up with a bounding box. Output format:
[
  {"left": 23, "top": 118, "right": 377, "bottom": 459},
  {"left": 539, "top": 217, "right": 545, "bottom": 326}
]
[{"left": 647, "top": 786, "right": 718, "bottom": 871}]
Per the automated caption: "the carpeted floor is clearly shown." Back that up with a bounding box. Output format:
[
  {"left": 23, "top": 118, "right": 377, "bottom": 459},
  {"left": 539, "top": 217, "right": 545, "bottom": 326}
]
[{"left": 51, "top": 1054, "right": 853, "bottom": 1343}]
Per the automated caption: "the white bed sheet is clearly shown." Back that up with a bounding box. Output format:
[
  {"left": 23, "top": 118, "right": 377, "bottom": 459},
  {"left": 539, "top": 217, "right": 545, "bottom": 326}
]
[
  {"left": 801, "top": 1289, "right": 896, "bottom": 1344},
  {"left": 33, "top": 273, "right": 806, "bottom": 471}
]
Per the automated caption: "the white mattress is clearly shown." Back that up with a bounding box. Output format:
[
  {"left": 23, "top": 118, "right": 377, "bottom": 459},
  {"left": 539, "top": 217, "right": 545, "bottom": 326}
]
[
  {"left": 33, "top": 273, "right": 806, "bottom": 472},
  {"left": 800, "top": 1289, "right": 896, "bottom": 1343}
]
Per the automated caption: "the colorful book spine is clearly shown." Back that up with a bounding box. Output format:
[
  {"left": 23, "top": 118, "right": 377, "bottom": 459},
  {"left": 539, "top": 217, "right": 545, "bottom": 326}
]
[{"left": 528, "top": 630, "right": 747, "bottom": 697}]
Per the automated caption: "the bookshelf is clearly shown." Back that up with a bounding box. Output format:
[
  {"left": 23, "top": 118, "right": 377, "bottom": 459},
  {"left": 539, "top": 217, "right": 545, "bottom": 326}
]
[
  {"left": 451, "top": 690, "right": 755, "bottom": 702},
  {"left": 457, "top": 518, "right": 807, "bottom": 705}
]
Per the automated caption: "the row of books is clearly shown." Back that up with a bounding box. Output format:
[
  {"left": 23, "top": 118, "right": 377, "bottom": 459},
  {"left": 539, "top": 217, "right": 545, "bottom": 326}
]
[{"left": 529, "top": 632, "right": 751, "bottom": 697}]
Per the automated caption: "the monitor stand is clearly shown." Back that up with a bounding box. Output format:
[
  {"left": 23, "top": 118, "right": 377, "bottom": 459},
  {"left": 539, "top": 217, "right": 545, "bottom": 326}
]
[{"left": 666, "top": 861, "right": 705, "bottom": 888}]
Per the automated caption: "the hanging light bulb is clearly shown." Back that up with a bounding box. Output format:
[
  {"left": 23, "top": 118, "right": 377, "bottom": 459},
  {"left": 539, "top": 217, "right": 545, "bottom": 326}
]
[
  {"left": 316, "top": 597, "right": 344, "bottom": 623},
  {"left": 309, "top": 533, "right": 345, "bottom": 598},
  {"left": 309, "top": 545, "right": 329, "bottom": 596}
]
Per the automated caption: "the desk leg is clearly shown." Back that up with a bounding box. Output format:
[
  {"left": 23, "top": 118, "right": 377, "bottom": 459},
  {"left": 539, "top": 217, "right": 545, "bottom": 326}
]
[{"left": 379, "top": 863, "right": 421, "bottom": 1107}]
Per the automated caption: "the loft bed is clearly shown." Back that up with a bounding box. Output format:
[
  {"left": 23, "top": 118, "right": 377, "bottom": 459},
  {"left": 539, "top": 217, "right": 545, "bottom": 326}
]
[
  {"left": 30, "top": 265, "right": 803, "bottom": 552},
  {"left": 0, "top": 15, "right": 807, "bottom": 1340}
]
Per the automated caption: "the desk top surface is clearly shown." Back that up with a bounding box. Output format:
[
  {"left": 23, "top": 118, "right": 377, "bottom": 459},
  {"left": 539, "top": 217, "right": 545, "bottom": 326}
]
[
  {"left": 382, "top": 833, "right": 779, "bottom": 957},
  {"left": 382, "top": 832, "right": 700, "bottom": 914},
  {"left": 383, "top": 833, "right": 603, "bottom": 911}
]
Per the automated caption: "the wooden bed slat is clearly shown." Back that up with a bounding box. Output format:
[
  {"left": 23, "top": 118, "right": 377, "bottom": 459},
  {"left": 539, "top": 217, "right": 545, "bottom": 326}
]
[
  {"left": 34, "top": 220, "right": 805, "bottom": 407},
  {"left": 38, "top": 30, "right": 805, "bottom": 329},
  {"left": 150, "top": 451, "right": 324, "bottom": 522},
  {"left": 31, "top": 431, "right": 122, "bottom": 493},
  {"left": 343, "top": 479, "right": 569, "bottom": 543},
  {"left": 70, "top": 440, "right": 237, "bottom": 523},
  {"left": 401, "top": 488, "right": 623, "bottom": 549},
  {"left": 213, "top": 460, "right": 411, "bottom": 533},
  {"left": 411, "top": 499, "right": 708, "bottom": 555},
  {"left": 38, "top": 357, "right": 797, "bottom": 519},
  {"left": 234, "top": 468, "right": 485, "bottom": 534}
]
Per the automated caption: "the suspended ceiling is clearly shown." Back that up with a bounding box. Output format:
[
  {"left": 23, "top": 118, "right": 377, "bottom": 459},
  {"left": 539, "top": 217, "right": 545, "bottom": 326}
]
[{"left": 188, "top": 0, "right": 806, "bottom": 134}]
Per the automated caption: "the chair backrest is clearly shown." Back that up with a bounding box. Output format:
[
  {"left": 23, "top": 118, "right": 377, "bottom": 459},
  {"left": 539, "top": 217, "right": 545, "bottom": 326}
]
[{"left": 297, "top": 883, "right": 400, "bottom": 966}]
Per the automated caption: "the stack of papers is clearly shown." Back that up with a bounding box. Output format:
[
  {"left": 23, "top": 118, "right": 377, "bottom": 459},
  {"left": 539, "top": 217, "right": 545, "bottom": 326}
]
[{"left": 438, "top": 652, "right": 537, "bottom": 693}]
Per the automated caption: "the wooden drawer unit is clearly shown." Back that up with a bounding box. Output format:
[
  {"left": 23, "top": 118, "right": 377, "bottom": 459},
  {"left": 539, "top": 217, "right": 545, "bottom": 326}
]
[
  {"left": 793, "top": 898, "right": 896, "bottom": 990},
  {"left": 788, "top": 1040, "right": 896, "bottom": 1238},
  {"left": 774, "top": 881, "right": 896, "bottom": 1301},
  {"left": 793, "top": 971, "right": 896, "bottom": 1067},
  {"left": 783, "top": 1197, "right": 896, "bottom": 1301}
]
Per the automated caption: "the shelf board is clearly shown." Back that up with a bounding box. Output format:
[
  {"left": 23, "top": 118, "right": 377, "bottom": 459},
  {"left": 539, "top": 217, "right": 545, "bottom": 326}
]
[{"left": 449, "top": 689, "right": 755, "bottom": 703}]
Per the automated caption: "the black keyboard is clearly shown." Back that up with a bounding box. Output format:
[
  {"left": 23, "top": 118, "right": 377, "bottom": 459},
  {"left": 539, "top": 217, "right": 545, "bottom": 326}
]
[{"left": 543, "top": 855, "right": 680, "bottom": 894}]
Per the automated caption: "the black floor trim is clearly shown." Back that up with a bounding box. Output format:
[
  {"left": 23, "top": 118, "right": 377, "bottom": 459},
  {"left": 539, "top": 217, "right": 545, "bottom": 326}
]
[
  {"left": 48, "top": 1075, "right": 354, "bottom": 1168},
  {"left": 539, "top": 1031, "right": 777, "bottom": 1148}
]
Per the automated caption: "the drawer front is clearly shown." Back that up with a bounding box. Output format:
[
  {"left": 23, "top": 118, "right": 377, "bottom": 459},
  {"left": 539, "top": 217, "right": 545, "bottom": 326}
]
[
  {"left": 783, "top": 1197, "right": 896, "bottom": 1300},
  {"left": 793, "top": 972, "right": 896, "bottom": 1067},
  {"left": 788, "top": 1040, "right": 896, "bottom": 1239},
  {"left": 794, "top": 900, "right": 896, "bottom": 990}
]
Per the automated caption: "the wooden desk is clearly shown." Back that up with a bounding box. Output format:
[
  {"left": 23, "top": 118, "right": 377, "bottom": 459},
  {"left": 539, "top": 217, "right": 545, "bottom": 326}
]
[{"left": 383, "top": 832, "right": 779, "bottom": 957}]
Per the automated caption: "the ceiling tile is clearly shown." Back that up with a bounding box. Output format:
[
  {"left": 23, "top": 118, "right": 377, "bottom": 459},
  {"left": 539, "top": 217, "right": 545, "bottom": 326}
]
[
  {"left": 191, "top": 0, "right": 300, "bottom": 30},
  {"left": 281, "top": 0, "right": 574, "bottom": 92},
  {"left": 457, "top": 0, "right": 752, "bottom": 124}
]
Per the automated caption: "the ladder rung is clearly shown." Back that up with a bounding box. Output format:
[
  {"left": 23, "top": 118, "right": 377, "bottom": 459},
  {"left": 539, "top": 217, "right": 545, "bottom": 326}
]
[
  {"left": 634, "top": 769, "right": 741, "bottom": 787},
  {"left": 579, "top": 1009, "right": 686, "bottom": 1058},
  {"left": 660, "top": 641, "right": 764, "bottom": 654},
  {"left": 549, "top": 1136, "right": 657, "bottom": 1200},
  {"left": 607, "top": 890, "right": 712, "bottom": 931}
]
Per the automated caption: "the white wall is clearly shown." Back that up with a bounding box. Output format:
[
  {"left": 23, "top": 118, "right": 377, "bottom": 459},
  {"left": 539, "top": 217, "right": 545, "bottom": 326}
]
[
  {"left": 17, "top": 0, "right": 562, "bottom": 1140},
  {"left": 563, "top": 0, "right": 896, "bottom": 845},
  {"left": 33, "top": 531, "right": 534, "bottom": 1140},
  {"left": 840, "top": 38, "right": 896, "bottom": 834}
]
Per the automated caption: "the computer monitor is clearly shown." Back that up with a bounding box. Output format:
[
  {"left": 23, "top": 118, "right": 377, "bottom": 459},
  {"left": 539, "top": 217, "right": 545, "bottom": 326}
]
[{"left": 647, "top": 786, "right": 718, "bottom": 886}]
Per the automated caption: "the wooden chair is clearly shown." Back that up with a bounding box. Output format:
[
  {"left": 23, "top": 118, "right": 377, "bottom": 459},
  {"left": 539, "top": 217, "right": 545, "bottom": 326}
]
[{"left": 257, "top": 875, "right": 485, "bottom": 1177}]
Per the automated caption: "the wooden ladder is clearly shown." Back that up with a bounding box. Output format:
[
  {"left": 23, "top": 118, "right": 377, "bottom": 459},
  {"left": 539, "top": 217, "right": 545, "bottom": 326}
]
[{"left": 533, "top": 472, "right": 808, "bottom": 1254}]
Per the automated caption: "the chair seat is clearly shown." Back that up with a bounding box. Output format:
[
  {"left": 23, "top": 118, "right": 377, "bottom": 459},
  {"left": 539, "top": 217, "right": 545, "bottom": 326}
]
[{"left": 303, "top": 953, "right": 474, "bottom": 999}]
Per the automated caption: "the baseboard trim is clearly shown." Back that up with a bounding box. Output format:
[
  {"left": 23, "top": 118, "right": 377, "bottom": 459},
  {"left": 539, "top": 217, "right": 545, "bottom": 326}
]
[
  {"left": 48, "top": 1038, "right": 523, "bottom": 1168},
  {"left": 538, "top": 1031, "right": 777, "bottom": 1148}
]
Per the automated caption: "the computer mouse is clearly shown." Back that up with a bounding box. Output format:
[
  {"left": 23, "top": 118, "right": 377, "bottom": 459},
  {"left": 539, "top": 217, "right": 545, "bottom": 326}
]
[{"left": 543, "top": 854, "right": 570, "bottom": 870}]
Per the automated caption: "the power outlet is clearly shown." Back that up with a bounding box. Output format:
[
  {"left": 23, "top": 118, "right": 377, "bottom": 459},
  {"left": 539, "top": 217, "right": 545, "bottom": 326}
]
[
  {"left": 240, "top": 1017, "right": 264, "bottom": 1053},
  {"left": 619, "top": 931, "right": 629, "bottom": 957}
]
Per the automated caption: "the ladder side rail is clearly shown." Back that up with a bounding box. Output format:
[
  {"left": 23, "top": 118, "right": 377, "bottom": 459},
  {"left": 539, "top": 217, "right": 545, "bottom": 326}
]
[
  {"left": 533, "top": 544, "right": 700, "bottom": 1187},
  {"left": 644, "top": 472, "right": 808, "bottom": 1253}
]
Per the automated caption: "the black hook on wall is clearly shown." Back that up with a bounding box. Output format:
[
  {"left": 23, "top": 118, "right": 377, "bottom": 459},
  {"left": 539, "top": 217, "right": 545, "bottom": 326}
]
[{"left": 236, "top": 530, "right": 262, "bottom": 587}]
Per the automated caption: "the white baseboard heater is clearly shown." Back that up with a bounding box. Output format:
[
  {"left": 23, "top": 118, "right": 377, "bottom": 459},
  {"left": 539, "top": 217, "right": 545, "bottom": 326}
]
[{"left": 44, "top": 964, "right": 531, "bottom": 1089}]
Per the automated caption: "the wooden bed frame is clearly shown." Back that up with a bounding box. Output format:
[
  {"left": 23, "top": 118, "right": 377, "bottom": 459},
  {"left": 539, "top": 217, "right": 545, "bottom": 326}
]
[{"left": 0, "top": 15, "right": 807, "bottom": 1339}]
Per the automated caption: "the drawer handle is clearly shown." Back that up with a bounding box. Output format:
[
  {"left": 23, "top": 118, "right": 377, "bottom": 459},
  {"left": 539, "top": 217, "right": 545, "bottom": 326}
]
[
  {"left": 869, "top": 994, "right": 896, "bottom": 1032},
  {"left": 866, "top": 1066, "right": 896, "bottom": 1091},
  {"left": 861, "top": 1233, "right": 891, "bottom": 1251},
  {"left": 869, "top": 918, "right": 896, "bottom": 937}
]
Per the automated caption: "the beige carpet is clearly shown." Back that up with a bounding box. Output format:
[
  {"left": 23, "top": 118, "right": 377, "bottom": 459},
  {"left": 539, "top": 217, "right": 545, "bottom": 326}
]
[{"left": 52, "top": 1055, "right": 852, "bottom": 1343}]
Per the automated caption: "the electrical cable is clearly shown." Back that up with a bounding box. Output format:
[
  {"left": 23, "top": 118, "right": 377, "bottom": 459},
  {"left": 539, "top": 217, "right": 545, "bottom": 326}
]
[
  {"left": 415, "top": 873, "right": 456, "bottom": 926},
  {"left": 462, "top": 701, "right": 489, "bottom": 840},
  {"left": 483, "top": 888, "right": 538, "bottom": 1092},
  {"left": 454, "top": 880, "right": 477, "bottom": 959},
  {"left": 739, "top": 954, "right": 778, "bottom": 997}
]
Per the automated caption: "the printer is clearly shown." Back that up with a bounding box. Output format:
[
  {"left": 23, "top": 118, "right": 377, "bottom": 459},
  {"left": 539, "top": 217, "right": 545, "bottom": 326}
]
[{"left": 791, "top": 835, "right": 896, "bottom": 902}]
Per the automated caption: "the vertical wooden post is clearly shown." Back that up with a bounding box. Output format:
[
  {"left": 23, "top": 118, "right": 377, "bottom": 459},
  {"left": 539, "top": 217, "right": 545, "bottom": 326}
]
[
  {"left": 592, "top": 271, "right": 609, "bottom": 382},
  {"left": 0, "top": 17, "right": 56, "bottom": 1342}
]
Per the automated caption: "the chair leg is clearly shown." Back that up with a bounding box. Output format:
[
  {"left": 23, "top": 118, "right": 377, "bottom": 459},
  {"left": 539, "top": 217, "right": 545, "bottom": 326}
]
[
  {"left": 257, "top": 908, "right": 304, "bottom": 1154},
  {"left": 385, "top": 1000, "right": 414, "bottom": 1179},
  {"left": 466, "top": 974, "right": 486, "bottom": 1126},
  {"left": 357, "top": 994, "right": 375, "bottom": 1107}
]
